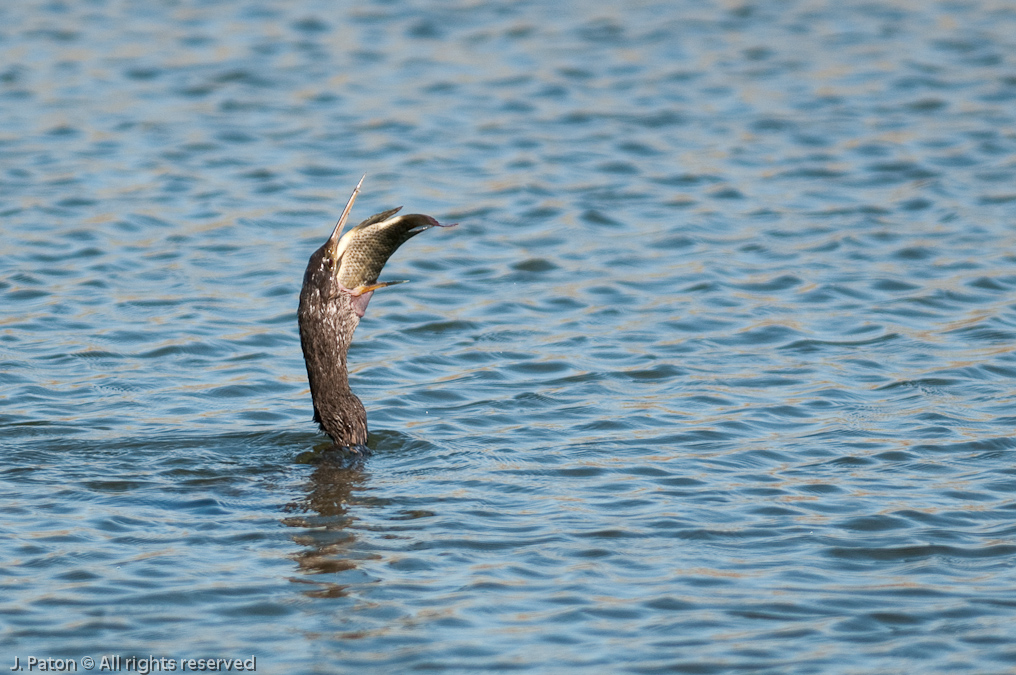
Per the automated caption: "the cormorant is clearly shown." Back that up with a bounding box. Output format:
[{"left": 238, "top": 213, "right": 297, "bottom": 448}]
[{"left": 297, "top": 177, "right": 450, "bottom": 449}]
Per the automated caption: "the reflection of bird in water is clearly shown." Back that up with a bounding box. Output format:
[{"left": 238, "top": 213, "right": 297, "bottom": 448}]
[
  {"left": 298, "top": 176, "right": 452, "bottom": 449},
  {"left": 282, "top": 460, "right": 367, "bottom": 591}
]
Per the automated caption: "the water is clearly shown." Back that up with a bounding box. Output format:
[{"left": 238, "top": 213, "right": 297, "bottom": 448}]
[{"left": 3, "top": 0, "right": 1016, "bottom": 672}]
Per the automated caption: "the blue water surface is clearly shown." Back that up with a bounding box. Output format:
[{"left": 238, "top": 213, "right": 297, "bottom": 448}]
[{"left": 3, "top": 0, "right": 1016, "bottom": 672}]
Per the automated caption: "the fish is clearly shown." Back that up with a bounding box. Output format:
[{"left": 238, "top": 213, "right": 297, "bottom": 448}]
[{"left": 321, "top": 176, "right": 450, "bottom": 304}]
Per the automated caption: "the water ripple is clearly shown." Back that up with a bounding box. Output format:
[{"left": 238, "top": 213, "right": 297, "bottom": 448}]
[{"left": 4, "top": 0, "right": 1016, "bottom": 672}]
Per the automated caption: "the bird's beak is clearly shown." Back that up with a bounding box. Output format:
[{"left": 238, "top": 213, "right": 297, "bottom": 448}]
[{"left": 323, "top": 174, "right": 365, "bottom": 267}]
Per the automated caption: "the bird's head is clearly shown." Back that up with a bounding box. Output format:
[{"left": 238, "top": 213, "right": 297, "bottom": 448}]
[{"left": 300, "top": 176, "right": 451, "bottom": 321}]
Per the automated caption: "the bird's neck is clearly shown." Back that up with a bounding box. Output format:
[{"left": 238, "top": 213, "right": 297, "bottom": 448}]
[{"left": 298, "top": 290, "right": 368, "bottom": 447}]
